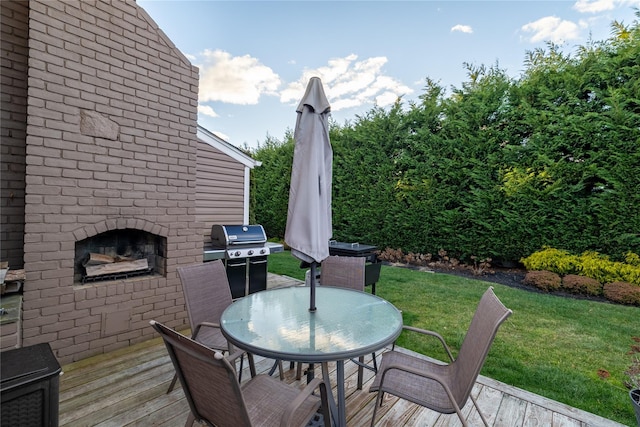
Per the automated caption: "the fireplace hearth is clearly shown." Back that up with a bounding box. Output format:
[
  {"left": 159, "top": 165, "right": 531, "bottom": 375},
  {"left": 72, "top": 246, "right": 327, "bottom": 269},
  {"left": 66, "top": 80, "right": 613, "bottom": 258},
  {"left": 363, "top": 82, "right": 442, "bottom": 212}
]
[{"left": 74, "top": 229, "right": 166, "bottom": 284}]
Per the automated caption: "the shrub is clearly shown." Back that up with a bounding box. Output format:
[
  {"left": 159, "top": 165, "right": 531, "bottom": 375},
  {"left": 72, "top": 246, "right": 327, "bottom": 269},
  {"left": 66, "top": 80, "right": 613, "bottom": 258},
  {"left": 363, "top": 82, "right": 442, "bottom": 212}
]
[
  {"left": 522, "top": 248, "right": 640, "bottom": 285},
  {"left": 521, "top": 248, "right": 579, "bottom": 274},
  {"left": 378, "top": 248, "right": 463, "bottom": 268},
  {"left": 561, "top": 274, "right": 602, "bottom": 296},
  {"left": 626, "top": 252, "right": 640, "bottom": 267},
  {"left": 523, "top": 270, "right": 562, "bottom": 292},
  {"left": 404, "top": 251, "right": 432, "bottom": 266},
  {"left": 577, "top": 251, "right": 640, "bottom": 285},
  {"left": 470, "top": 256, "right": 493, "bottom": 276},
  {"left": 603, "top": 282, "right": 640, "bottom": 306},
  {"left": 378, "top": 247, "right": 406, "bottom": 263}
]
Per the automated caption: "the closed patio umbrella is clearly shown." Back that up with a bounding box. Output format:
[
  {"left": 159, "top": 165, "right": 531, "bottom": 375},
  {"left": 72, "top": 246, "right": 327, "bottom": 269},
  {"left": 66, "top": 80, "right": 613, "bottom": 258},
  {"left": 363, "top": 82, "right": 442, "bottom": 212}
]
[{"left": 285, "top": 77, "right": 332, "bottom": 312}]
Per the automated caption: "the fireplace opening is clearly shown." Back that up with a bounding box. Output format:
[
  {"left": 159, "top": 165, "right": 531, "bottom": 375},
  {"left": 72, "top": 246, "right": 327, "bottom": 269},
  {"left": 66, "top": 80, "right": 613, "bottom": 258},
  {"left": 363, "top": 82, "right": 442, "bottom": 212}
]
[{"left": 74, "top": 229, "right": 166, "bottom": 284}]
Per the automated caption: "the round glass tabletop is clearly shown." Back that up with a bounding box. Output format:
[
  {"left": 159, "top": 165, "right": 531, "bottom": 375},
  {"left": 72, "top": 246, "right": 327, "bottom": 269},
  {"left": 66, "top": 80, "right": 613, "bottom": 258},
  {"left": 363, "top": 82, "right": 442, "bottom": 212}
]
[{"left": 221, "top": 286, "right": 403, "bottom": 363}]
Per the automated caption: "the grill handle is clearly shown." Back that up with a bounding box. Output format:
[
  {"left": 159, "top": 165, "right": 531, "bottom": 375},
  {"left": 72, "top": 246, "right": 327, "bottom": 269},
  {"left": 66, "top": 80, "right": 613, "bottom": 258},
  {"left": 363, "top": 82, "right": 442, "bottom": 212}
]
[{"left": 228, "top": 240, "right": 265, "bottom": 246}]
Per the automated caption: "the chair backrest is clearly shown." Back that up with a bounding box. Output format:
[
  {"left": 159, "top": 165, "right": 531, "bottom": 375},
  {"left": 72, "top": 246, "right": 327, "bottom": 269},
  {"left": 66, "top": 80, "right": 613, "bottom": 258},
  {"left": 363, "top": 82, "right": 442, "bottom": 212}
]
[
  {"left": 177, "top": 260, "right": 233, "bottom": 331},
  {"left": 452, "top": 287, "right": 512, "bottom": 405},
  {"left": 150, "top": 320, "right": 252, "bottom": 426},
  {"left": 319, "top": 255, "right": 366, "bottom": 291}
]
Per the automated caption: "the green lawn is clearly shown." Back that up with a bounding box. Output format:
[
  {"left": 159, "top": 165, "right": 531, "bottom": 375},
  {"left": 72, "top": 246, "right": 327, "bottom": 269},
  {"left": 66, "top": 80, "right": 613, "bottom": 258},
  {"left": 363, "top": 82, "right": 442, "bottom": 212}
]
[{"left": 267, "top": 251, "right": 639, "bottom": 426}]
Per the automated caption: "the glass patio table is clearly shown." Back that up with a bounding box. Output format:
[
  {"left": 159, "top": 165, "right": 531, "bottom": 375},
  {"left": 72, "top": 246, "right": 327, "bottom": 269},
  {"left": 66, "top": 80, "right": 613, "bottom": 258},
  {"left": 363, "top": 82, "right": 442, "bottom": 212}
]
[{"left": 220, "top": 286, "right": 403, "bottom": 427}]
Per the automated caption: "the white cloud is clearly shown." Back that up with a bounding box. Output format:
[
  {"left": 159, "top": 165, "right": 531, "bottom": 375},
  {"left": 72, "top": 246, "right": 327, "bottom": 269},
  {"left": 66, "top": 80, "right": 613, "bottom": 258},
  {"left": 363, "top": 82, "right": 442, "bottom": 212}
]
[
  {"left": 573, "top": 0, "right": 617, "bottom": 13},
  {"left": 521, "top": 16, "right": 581, "bottom": 43},
  {"left": 198, "top": 104, "right": 218, "bottom": 118},
  {"left": 331, "top": 97, "right": 363, "bottom": 111},
  {"left": 451, "top": 24, "right": 473, "bottom": 34},
  {"left": 280, "top": 54, "right": 413, "bottom": 111},
  {"left": 376, "top": 91, "right": 401, "bottom": 106},
  {"left": 197, "top": 49, "right": 281, "bottom": 105},
  {"left": 190, "top": 50, "right": 412, "bottom": 115},
  {"left": 573, "top": 0, "right": 640, "bottom": 13}
]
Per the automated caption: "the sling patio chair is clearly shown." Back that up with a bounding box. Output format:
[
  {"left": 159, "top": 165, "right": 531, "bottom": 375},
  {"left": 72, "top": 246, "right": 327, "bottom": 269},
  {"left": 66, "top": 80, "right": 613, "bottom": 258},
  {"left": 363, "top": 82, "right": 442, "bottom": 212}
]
[
  {"left": 151, "top": 320, "right": 331, "bottom": 427},
  {"left": 369, "top": 286, "right": 512, "bottom": 427},
  {"left": 167, "top": 260, "right": 258, "bottom": 393},
  {"left": 296, "top": 255, "right": 377, "bottom": 389}
]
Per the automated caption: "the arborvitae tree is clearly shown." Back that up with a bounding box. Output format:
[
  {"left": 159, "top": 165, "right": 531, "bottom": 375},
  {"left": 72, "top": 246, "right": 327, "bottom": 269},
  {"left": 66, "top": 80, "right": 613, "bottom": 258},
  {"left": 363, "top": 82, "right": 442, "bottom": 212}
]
[
  {"left": 251, "top": 133, "right": 294, "bottom": 238},
  {"left": 250, "top": 12, "right": 640, "bottom": 263}
]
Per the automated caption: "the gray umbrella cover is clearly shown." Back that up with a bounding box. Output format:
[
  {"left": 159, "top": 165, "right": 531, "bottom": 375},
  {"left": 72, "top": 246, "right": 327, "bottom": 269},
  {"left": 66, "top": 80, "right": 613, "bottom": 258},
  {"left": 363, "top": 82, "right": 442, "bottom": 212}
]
[{"left": 285, "top": 77, "right": 333, "bottom": 264}]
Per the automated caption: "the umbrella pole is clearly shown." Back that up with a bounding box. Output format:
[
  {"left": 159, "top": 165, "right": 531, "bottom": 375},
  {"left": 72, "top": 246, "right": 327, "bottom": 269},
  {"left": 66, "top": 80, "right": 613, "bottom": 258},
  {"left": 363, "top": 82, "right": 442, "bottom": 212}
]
[{"left": 309, "top": 262, "right": 317, "bottom": 312}]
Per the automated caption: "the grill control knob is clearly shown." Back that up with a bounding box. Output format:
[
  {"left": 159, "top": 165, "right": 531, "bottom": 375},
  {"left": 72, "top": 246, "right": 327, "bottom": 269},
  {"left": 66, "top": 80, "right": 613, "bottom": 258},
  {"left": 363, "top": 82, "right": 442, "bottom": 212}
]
[
  {"left": 234, "top": 251, "right": 241, "bottom": 257},
  {"left": 260, "top": 249, "right": 266, "bottom": 254},
  {"left": 248, "top": 250, "right": 254, "bottom": 256}
]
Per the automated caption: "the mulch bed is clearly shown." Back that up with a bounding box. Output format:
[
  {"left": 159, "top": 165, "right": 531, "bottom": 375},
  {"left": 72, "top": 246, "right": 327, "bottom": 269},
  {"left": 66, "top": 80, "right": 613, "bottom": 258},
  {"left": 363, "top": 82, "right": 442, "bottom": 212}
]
[{"left": 385, "top": 262, "right": 613, "bottom": 304}]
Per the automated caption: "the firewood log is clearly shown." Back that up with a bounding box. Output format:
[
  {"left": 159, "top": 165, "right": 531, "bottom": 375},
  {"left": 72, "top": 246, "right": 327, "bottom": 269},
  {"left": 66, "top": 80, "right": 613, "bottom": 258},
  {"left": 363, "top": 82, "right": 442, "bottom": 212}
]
[
  {"left": 83, "top": 253, "right": 116, "bottom": 266},
  {"left": 84, "top": 259, "right": 149, "bottom": 277}
]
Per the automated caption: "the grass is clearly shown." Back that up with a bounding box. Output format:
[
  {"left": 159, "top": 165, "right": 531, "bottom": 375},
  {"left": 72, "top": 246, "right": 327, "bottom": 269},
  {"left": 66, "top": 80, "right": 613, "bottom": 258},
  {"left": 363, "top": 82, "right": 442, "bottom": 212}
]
[{"left": 267, "top": 251, "right": 639, "bottom": 426}]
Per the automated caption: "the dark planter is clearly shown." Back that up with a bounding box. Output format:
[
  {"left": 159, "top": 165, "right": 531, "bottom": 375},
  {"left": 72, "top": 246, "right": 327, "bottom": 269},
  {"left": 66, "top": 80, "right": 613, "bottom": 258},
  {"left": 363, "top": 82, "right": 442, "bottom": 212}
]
[{"left": 631, "top": 389, "right": 640, "bottom": 427}]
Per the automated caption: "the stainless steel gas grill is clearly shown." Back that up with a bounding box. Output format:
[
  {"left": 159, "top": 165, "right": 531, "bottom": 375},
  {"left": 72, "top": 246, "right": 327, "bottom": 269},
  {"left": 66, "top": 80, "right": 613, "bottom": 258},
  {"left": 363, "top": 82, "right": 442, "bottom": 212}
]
[{"left": 208, "top": 225, "right": 272, "bottom": 299}]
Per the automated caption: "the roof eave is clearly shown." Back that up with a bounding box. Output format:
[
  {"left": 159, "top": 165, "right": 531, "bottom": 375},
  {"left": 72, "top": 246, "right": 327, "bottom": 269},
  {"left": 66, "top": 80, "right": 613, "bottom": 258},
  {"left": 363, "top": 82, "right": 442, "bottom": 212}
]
[{"left": 196, "top": 125, "right": 262, "bottom": 168}]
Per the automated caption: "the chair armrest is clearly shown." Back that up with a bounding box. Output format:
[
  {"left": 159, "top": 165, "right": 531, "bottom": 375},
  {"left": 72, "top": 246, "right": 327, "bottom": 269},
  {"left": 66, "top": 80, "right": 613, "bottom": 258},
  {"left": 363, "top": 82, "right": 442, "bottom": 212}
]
[
  {"left": 191, "top": 321, "right": 221, "bottom": 340},
  {"left": 225, "top": 349, "right": 245, "bottom": 364},
  {"left": 401, "top": 325, "right": 455, "bottom": 362},
  {"left": 280, "top": 378, "right": 329, "bottom": 427}
]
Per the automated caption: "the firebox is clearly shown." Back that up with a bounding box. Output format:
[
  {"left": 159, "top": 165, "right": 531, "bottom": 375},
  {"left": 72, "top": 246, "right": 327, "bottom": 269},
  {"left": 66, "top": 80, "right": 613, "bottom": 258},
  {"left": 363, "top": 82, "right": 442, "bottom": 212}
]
[{"left": 73, "top": 229, "right": 167, "bottom": 284}]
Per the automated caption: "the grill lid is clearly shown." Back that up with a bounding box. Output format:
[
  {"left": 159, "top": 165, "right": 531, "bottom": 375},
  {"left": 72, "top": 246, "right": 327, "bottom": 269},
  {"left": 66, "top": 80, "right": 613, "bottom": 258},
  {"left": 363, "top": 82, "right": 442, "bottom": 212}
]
[
  {"left": 328, "top": 241, "right": 378, "bottom": 263},
  {"left": 211, "top": 224, "right": 267, "bottom": 248}
]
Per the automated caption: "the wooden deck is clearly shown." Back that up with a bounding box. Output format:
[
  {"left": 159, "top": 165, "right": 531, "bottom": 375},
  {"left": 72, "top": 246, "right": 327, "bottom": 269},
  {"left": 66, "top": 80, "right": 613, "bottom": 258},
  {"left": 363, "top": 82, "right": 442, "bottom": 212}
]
[{"left": 58, "top": 274, "right": 625, "bottom": 427}]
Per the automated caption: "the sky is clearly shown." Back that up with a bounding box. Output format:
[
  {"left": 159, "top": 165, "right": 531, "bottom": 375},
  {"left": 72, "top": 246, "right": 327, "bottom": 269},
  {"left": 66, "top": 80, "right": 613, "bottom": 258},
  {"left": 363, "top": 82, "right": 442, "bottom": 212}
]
[{"left": 137, "top": 0, "right": 640, "bottom": 150}]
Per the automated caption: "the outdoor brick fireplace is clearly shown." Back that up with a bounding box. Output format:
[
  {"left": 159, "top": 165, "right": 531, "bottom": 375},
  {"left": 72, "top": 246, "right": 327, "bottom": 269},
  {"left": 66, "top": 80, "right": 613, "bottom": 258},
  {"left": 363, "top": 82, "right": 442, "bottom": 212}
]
[
  {"left": 11, "top": 0, "right": 203, "bottom": 364},
  {"left": 74, "top": 228, "right": 167, "bottom": 284}
]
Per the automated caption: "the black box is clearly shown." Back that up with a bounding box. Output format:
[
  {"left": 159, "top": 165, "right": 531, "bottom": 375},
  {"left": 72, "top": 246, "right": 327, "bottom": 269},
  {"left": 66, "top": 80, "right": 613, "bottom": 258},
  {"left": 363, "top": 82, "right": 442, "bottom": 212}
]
[{"left": 1, "top": 343, "right": 61, "bottom": 427}]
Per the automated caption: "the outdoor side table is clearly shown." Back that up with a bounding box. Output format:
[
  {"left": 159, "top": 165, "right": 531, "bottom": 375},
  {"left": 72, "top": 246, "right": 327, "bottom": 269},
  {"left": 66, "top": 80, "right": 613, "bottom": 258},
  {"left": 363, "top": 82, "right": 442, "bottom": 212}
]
[
  {"left": 220, "top": 286, "right": 403, "bottom": 427},
  {"left": 1, "top": 342, "right": 62, "bottom": 427}
]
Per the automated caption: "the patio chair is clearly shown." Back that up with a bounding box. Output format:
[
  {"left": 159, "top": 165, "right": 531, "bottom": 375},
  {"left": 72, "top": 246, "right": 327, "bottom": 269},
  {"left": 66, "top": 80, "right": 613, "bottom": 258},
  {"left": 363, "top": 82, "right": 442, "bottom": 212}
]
[
  {"left": 369, "top": 286, "right": 512, "bottom": 427},
  {"left": 151, "top": 320, "right": 331, "bottom": 427},
  {"left": 319, "top": 255, "right": 367, "bottom": 291},
  {"left": 167, "top": 261, "right": 257, "bottom": 393},
  {"left": 296, "top": 255, "right": 376, "bottom": 389}
]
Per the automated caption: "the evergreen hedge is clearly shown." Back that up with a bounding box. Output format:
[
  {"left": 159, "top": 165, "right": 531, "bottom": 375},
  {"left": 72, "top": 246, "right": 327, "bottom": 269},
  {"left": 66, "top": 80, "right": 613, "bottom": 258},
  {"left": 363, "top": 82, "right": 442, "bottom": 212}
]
[{"left": 251, "top": 13, "right": 640, "bottom": 265}]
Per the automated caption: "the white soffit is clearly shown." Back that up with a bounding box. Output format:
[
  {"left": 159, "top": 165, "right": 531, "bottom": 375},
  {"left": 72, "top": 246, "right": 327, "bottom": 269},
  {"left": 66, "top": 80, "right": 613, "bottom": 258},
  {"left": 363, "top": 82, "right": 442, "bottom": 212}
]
[{"left": 197, "top": 125, "right": 262, "bottom": 169}]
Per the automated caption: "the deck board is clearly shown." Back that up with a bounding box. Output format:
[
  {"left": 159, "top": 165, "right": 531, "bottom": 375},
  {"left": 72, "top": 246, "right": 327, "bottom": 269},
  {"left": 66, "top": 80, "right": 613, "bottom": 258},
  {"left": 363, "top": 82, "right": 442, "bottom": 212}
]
[
  {"left": 57, "top": 274, "right": 627, "bottom": 427},
  {"left": 522, "top": 403, "right": 554, "bottom": 427},
  {"left": 57, "top": 337, "right": 624, "bottom": 427},
  {"left": 493, "top": 393, "right": 527, "bottom": 426}
]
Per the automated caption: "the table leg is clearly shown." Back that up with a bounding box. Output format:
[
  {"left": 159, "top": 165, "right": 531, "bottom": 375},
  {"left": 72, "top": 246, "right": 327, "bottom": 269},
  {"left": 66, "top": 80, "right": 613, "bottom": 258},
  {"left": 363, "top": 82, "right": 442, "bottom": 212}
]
[
  {"left": 321, "top": 362, "right": 340, "bottom": 426},
  {"left": 357, "top": 355, "right": 365, "bottom": 390},
  {"left": 336, "top": 360, "right": 346, "bottom": 426},
  {"left": 306, "top": 363, "right": 315, "bottom": 384}
]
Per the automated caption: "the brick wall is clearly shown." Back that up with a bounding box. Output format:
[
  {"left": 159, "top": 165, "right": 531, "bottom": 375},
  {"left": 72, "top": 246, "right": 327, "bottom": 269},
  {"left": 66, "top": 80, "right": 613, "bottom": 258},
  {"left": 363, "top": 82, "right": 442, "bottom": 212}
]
[
  {"left": 22, "top": 0, "right": 201, "bottom": 364},
  {"left": 0, "top": 0, "right": 29, "bottom": 270}
]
